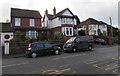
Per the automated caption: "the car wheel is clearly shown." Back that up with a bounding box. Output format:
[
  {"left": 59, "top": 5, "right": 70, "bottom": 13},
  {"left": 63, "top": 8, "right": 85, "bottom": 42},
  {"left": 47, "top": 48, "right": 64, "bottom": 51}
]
[
  {"left": 73, "top": 47, "right": 77, "bottom": 53},
  {"left": 31, "top": 52, "right": 37, "bottom": 58},
  {"left": 54, "top": 50, "right": 60, "bottom": 55},
  {"left": 88, "top": 46, "right": 92, "bottom": 51}
]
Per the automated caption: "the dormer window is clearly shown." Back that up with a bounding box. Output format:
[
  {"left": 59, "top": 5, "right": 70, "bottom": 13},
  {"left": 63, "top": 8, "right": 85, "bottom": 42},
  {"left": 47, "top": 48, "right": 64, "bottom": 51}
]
[
  {"left": 30, "top": 19, "right": 35, "bottom": 26},
  {"left": 15, "top": 18, "right": 20, "bottom": 26}
]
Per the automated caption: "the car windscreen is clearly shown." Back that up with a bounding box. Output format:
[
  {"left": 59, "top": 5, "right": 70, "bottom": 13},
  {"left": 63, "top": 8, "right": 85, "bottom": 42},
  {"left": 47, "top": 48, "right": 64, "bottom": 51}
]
[{"left": 66, "top": 37, "right": 76, "bottom": 43}]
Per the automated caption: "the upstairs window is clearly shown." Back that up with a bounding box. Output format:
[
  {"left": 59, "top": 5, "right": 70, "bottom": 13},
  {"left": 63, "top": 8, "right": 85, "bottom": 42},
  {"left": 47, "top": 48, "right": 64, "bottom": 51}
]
[
  {"left": 30, "top": 19, "right": 35, "bottom": 26},
  {"left": 15, "top": 18, "right": 20, "bottom": 26}
]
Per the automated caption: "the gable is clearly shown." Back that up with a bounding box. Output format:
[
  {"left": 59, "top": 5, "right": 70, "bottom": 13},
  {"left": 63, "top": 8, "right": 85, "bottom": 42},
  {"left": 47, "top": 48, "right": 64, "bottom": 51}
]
[{"left": 62, "top": 10, "right": 73, "bottom": 16}]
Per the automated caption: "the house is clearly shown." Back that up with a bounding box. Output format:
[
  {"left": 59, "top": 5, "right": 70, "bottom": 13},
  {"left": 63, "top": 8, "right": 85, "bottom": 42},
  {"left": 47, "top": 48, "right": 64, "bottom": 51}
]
[
  {"left": 0, "top": 23, "right": 14, "bottom": 46},
  {"left": 43, "top": 7, "right": 80, "bottom": 38},
  {"left": 11, "top": 8, "right": 51, "bottom": 39},
  {"left": 77, "top": 18, "right": 108, "bottom": 36}
]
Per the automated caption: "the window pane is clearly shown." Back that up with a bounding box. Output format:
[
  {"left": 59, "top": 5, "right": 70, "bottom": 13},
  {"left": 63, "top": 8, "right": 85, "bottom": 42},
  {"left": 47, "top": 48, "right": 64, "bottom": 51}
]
[
  {"left": 70, "top": 28, "right": 72, "bottom": 35},
  {"left": 15, "top": 18, "right": 20, "bottom": 26},
  {"left": 66, "top": 28, "right": 69, "bottom": 35},
  {"left": 30, "top": 19, "right": 34, "bottom": 26}
]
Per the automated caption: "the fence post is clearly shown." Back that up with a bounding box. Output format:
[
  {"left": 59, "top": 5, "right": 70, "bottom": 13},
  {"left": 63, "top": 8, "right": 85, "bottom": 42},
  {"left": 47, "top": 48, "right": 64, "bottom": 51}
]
[{"left": 4, "top": 41, "right": 9, "bottom": 55}]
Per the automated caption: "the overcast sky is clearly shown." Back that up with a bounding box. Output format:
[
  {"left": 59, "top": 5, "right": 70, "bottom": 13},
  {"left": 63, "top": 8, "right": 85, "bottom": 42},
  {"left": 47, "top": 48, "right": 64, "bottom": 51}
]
[{"left": 0, "top": 0, "right": 119, "bottom": 28}]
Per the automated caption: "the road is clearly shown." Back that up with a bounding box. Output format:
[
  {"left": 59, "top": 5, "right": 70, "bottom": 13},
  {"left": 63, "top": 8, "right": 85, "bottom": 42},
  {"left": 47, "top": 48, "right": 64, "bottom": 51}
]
[{"left": 2, "top": 45, "right": 119, "bottom": 74}]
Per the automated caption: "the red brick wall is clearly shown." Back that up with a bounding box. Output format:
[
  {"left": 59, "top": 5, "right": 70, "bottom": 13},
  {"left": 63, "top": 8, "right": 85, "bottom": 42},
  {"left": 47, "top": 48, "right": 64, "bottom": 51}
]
[
  {"left": 35, "top": 19, "right": 41, "bottom": 27},
  {"left": 11, "top": 18, "right": 42, "bottom": 27},
  {"left": 21, "top": 18, "right": 29, "bottom": 26},
  {"left": 52, "top": 27, "right": 61, "bottom": 33},
  {"left": 62, "top": 24, "right": 73, "bottom": 27}
]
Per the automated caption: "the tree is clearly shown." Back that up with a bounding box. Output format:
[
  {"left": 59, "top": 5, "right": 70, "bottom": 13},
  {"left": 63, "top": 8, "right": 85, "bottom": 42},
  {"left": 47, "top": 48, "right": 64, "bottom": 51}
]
[{"left": 53, "top": 30, "right": 63, "bottom": 40}]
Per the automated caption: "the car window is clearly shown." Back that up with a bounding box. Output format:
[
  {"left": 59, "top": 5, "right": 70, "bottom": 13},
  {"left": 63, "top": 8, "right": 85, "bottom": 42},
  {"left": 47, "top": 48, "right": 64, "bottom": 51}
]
[
  {"left": 75, "top": 37, "right": 80, "bottom": 42},
  {"left": 37, "top": 43, "right": 44, "bottom": 48},
  {"left": 44, "top": 43, "right": 52, "bottom": 48},
  {"left": 31, "top": 44, "right": 37, "bottom": 47}
]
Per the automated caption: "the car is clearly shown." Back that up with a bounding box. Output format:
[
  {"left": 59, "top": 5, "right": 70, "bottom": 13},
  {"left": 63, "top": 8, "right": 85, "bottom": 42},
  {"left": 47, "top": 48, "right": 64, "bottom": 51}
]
[
  {"left": 26, "top": 42, "right": 61, "bottom": 58},
  {"left": 94, "top": 38, "right": 107, "bottom": 45},
  {"left": 63, "top": 36, "right": 94, "bottom": 53}
]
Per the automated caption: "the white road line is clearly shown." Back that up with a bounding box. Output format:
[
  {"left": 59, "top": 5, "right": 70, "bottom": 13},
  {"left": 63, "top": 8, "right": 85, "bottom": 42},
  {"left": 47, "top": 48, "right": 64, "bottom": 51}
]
[
  {"left": 2, "top": 62, "right": 29, "bottom": 68},
  {"left": 52, "top": 54, "right": 86, "bottom": 60}
]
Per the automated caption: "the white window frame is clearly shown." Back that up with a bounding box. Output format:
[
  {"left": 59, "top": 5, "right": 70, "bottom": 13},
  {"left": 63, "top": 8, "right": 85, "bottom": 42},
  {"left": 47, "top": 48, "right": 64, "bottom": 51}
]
[
  {"left": 26, "top": 30, "right": 38, "bottom": 39},
  {"left": 15, "top": 18, "right": 20, "bottom": 26},
  {"left": 30, "top": 19, "right": 35, "bottom": 26},
  {"left": 62, "top": 27, "right": 73, "bottom": 36}
]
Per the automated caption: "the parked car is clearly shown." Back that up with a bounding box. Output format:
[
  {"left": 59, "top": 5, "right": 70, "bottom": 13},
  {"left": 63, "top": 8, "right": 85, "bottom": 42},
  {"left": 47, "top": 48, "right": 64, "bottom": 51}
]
[
  {"left": 94, "top": 38, "right": 107, "bottom": 45},
  {"left": 26, "top": 42, "right": 61, "bottom": 58},
  {"left": 63, "top": 36, "right": 94, "bottom": 53}
]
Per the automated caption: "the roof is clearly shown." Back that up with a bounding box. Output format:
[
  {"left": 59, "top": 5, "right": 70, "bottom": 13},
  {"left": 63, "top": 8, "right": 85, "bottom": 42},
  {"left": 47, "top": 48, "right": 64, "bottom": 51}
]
[
  {"left": 46, "top": 14, "right": 54, "bottom": 20},
  {"left": 11, "top": 8, "right": 42, "bottom": 18},
  {"left": 0, "top": 23, "right": 14, "bottom": 32},
  {"left": 45, "top": 8, "right": 75, "bottom": 20},
  {"left": 55, "top": 8, "right": 74, "bottom": 17},
  {"left": 78, "top": 18, "right": 108, "bottom": 27}
]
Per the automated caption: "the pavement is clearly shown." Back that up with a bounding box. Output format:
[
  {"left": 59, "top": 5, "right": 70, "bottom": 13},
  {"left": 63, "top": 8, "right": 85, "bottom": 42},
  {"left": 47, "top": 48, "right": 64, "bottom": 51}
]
[{"left": 2, "top": 44, "right": 119, "bottom": 74}]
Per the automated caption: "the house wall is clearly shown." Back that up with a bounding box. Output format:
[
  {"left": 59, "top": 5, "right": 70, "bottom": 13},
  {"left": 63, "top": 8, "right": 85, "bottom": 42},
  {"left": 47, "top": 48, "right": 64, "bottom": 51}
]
[
  {"left": 52, "top": 17, "right": 61, "bottom": 28},
  {"left": 43, "top": 15, "right": 52, "bottom": 28},
  {"left": 1, "top": 32, "right": 14, "bottom": 46},
  {"left": 62, "top": 10, "right": 73, "bottom": 16},
  {"left": 12, "top": 18, "right": 41, "bottom": 27},
  {"left": 88, "top": 24, "right": 108, "bottom": 36}
]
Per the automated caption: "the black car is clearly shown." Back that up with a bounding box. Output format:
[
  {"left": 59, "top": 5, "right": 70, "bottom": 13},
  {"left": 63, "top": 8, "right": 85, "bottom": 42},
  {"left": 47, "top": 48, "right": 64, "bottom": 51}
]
[
  {"left": 26, "top": 42, "right": 61, "bottom": 58},
  {"left": 94, "top": 38, "right": 107, "bottom": 45},
  {"left": 63, "top": 36, "right": 94, "bottom": 53}
]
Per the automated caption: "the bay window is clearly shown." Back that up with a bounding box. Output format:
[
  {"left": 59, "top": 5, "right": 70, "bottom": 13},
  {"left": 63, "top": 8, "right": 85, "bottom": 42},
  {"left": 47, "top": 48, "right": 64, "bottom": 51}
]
[{"left": 62, "top": 27, "right": 73, "bottom": 36}]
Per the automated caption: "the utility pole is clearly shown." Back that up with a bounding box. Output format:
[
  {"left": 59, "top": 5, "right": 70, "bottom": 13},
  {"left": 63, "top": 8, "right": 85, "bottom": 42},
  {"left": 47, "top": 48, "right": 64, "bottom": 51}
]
[{"left": 109, "top": 17, "right": 113, "bottom": 37}]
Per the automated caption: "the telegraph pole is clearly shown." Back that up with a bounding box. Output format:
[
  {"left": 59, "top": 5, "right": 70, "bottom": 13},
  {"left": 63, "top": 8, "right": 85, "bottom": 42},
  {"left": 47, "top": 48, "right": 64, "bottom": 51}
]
[{"left": 109, "top": 17, "right": 113, "bottom": 37}]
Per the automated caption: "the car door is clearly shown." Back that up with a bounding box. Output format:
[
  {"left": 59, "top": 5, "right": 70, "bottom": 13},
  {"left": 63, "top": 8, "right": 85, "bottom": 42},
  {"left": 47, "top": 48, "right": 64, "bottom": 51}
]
[
  {"left": 44, "top": 43, "right": 53, "bottom": 52},
  {"left": 75, "top": 37, "right": 83, "bottom": 50},
  {"left": 37, "top": 43, "right": 45, "bottom": 53}
]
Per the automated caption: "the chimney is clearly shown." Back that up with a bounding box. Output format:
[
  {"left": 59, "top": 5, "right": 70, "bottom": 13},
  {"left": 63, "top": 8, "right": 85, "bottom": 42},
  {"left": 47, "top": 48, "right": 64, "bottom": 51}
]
[
  {"left": 53, "top": 7, "right": 56, "bottom": 16},
  {"left": 45, "top": 9, "right": 48, "bottom": 15}
]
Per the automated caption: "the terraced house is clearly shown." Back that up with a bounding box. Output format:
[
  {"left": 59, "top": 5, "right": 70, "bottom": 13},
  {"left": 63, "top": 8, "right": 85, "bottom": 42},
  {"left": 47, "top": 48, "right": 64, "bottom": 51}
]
[{"left": 43, "top": 7, "right": 80, "bottom": 38}]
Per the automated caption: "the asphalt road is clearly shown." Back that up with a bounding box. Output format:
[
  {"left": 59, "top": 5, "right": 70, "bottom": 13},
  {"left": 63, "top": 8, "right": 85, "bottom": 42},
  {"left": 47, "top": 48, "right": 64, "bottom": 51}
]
[{"left": 2, "top": 45, "right": 119, "bottom": 74}]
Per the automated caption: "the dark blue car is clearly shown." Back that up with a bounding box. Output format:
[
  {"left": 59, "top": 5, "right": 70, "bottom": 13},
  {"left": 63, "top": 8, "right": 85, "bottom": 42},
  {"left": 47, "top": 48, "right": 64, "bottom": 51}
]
[{"left": 26, "top": 42, "right": 61, "bottom": 58}]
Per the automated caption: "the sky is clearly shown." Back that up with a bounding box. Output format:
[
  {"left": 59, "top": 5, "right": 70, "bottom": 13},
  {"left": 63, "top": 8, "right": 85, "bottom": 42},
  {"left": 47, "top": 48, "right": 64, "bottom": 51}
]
[{"left": 0, "top": 0, "right": 119, "bottom": 28}]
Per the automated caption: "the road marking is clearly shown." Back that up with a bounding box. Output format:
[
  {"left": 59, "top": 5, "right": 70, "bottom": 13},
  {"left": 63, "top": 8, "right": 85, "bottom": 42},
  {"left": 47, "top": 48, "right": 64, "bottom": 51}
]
[
  {"left": 48, "top": 68, "right": 71, "bottom": 74},
  {"left": 2, "top": 62, "right": 29, "bottom": 68},
  {"left": 112, "top": 70, "right": 118, "bottom": 74},
  {"left": 58, "top": 64, "right": 72, "bottom": 68},
  {"left": 93, "top": 64, "right": 101, "bottom": 68},
  {"left": 84, "top": 60, "right": 97, "bottom": 64},
  {"left": 42, "top": 68, "right": 71, "bottom": 74},
  {"left": 112, "top": 57, "right": 120, "bottom": 60},
  {"left": 52, "top": 54, "right": 86, "bottom": 60},
  {"left": 105, "top": 65, "right": 120, "bottom": 71}
]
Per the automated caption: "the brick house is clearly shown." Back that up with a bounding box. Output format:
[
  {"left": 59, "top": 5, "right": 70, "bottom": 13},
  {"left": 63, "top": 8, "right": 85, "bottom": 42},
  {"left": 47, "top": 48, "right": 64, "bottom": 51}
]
[
  {"left": 43, "top": 7, "right": 80, "bottom": 39},
  {"left": 77, "top": 18, "right": 108, "bottom": 36},
  {"left": 11, "top": 8, "right": 51, "bottom": 39}
]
